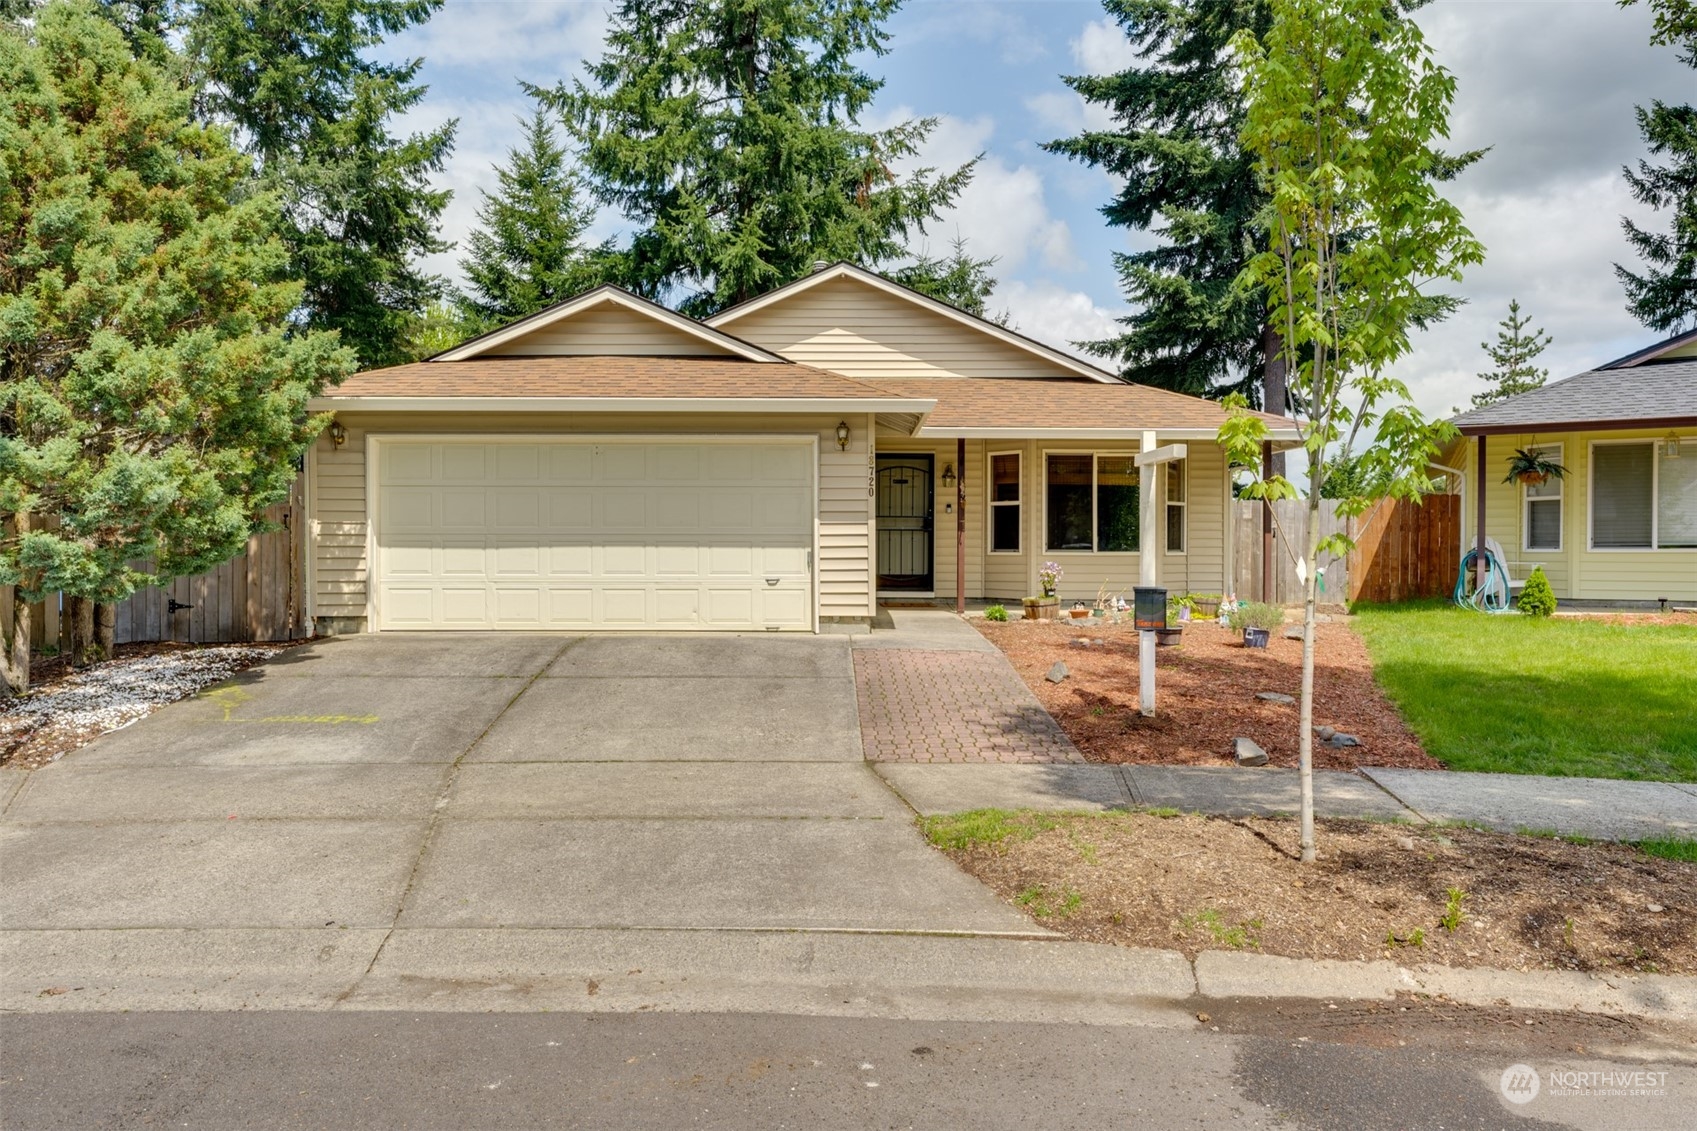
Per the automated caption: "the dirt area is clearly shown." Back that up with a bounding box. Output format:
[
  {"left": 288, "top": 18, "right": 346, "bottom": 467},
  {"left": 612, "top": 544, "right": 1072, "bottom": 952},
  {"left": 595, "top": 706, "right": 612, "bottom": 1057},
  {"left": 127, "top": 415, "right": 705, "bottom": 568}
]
[
  {"left": 929, "top": 810, "right": 1697, "bottom": 976},
  {"left": 976, "top": 616, "right": 1438, "bottom": 771},
  {"left": 1, "top": 642, "right": 298, "bottom": 769}
]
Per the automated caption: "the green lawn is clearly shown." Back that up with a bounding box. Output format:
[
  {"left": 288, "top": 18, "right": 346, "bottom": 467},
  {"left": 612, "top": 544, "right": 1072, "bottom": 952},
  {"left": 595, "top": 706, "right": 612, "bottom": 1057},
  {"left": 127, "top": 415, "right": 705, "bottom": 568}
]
[{"left": 1351, "top": 603, "right": 1697, "bottom": 782}]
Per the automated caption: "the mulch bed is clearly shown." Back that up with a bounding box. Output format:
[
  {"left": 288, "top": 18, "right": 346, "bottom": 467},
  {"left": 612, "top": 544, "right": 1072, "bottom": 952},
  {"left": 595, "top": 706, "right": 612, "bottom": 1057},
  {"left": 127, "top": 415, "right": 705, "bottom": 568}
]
[
  {"left": 1, "top": 641, "right": 301, "bottom": 770},
  {"left": 933, "top": 810, "right": 1697, "bottom": 975},
  {"left": 976, "top": 616, "right": 1439, "bottom": 771}
]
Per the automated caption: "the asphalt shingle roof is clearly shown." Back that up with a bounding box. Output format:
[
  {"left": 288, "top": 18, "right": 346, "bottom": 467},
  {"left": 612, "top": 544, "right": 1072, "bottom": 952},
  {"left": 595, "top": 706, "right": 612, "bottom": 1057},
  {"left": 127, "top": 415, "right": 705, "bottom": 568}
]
[{"left": 1451, "top": 359, "right": 1697, "bottom": 432}]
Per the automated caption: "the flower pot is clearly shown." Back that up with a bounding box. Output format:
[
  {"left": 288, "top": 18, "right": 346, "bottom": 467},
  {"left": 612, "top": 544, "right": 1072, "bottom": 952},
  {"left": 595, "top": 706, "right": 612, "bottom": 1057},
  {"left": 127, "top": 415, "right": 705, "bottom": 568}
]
[
  {"left": 1242, "top": 627, "right": 1270, "bottom": 649},
  {"left": 1191, "top": 598, "right": 1220, "bottom": 618},
  {"left": 1069, "top": 608, "right": 1091, "bottom": 620},
  {"left": 1022, "top": 596, "right": 1059, "bottom": 621},
  {"left": 1516, "top": 471, "right": 1549, "bottom": 486},
  {"left": 1155, "top": 626, "right": 1184, "bottom": 647}
]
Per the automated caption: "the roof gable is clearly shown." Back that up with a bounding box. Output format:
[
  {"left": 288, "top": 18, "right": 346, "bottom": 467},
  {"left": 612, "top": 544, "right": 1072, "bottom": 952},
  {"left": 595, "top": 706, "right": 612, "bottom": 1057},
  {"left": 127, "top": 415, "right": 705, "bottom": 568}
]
[
  {"left": 705, "top": 263, "right": 1119, "bottom": 383},
  {"left": 434, "top": 286, "right": 784, "bottom": 363},
  {"left": 1599, "top": 327, "right": 1697, "bottom": 368}
]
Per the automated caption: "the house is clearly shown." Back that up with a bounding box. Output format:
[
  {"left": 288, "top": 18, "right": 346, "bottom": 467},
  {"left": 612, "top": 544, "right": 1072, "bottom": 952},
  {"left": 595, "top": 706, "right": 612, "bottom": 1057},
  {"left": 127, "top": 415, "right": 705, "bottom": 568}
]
[
  {"left": 304, "top": 263, "right": 1297, "bottom": 633},
  {"left": 1448, "top": 329, "right": 1697, "bottom": 606}
]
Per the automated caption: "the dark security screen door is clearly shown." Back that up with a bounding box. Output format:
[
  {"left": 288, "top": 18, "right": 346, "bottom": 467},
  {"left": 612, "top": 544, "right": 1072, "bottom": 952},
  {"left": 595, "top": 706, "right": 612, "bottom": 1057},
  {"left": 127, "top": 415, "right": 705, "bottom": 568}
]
[{"left": 876, "top": 455, "right": 934, "bottom": 590}]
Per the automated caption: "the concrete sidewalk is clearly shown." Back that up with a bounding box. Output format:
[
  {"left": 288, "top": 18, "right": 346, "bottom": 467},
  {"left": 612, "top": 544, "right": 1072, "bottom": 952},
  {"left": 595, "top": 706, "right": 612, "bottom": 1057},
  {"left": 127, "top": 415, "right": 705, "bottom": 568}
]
[{"left": 874, "top": 762, "right": 1697, "bottom": 841}]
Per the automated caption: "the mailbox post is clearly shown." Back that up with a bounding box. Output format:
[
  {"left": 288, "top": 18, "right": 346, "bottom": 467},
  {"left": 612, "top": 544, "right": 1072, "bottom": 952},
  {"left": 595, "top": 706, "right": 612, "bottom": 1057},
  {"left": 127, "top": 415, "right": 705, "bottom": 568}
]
[{"left": 1133, "top": 586, "right": 1166, "bottom": 717}]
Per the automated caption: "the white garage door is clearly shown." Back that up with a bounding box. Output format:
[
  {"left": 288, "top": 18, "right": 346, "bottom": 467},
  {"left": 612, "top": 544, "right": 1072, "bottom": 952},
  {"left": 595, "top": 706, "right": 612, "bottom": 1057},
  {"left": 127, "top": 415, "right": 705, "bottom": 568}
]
[{"left": 373, "top": 438, "right": 815, "bottom": 631}]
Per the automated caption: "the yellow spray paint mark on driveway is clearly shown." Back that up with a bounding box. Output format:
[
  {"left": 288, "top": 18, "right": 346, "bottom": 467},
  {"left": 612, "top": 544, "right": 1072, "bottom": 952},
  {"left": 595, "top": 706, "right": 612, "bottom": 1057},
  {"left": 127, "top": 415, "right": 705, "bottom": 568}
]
[{"left": 201, "top": 685, "right": 378, "bottom": 725}]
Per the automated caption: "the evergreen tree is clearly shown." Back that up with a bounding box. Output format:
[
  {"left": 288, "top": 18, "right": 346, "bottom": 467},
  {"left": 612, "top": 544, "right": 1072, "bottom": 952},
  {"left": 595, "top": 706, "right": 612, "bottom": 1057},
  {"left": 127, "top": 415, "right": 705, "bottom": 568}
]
[
  {"left": 1046, "top": 1, "right": 1477, "bottom": 407},
  {"left": 1472, "top": 299, "right": 1553, "bottom": 407},
  {"left": 886, "top": 238, "right": 1003, "bottom": 321},
  {"left": 532, "top": 0, "right": 975, "bottom": 317},
  {"left": 459, "top": 106, "right": 615, "bottom": 330},
  {"left": 1618, "top": 0, "right": 1697, "bottom": 333},
  {"left": 0, "top": 1, "right": 354, "bottom": 693}
]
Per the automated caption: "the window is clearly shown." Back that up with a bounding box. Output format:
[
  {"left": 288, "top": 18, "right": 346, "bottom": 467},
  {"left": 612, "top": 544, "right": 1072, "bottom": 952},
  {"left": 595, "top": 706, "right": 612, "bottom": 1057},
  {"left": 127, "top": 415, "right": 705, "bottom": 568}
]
[
  {"left": 1165, "top": 458, "right": 1187, "bottom": 554},
  {"left": 989, "top": 452, "right": 1021, "bottom": 553},
  {"left": 1045, "top": 453, "right": 1140, "bottom": 552},
  {"left": 1523, "top": 444, "right": 1561, "bottom": 551},
  {"left": 1590, "top": 439, "right": 1697, "bottom": 550}
]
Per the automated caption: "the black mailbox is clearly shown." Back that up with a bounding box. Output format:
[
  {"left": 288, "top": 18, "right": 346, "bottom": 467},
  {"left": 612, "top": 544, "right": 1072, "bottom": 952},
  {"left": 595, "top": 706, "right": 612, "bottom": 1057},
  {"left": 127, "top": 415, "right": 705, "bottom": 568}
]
[{"left": 1133, "top": 586, "right": 1167, "bottom": 632}]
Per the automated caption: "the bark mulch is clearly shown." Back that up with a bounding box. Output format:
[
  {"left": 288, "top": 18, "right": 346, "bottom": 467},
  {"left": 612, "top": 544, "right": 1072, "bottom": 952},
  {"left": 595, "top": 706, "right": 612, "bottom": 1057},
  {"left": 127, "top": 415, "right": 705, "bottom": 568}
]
[
  {"left": 927, "top": 809, "right": 1697, "bottom": 976},
  {"left": 976, "top": 616, "right": 1439, "bottom": 771}
]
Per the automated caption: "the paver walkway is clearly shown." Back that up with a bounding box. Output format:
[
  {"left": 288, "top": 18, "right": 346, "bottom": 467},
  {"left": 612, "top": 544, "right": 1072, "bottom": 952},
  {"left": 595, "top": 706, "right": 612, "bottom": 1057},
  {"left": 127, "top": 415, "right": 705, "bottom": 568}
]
[{"left": 851, "top": 609, "right": 1083, "bottom": 764}]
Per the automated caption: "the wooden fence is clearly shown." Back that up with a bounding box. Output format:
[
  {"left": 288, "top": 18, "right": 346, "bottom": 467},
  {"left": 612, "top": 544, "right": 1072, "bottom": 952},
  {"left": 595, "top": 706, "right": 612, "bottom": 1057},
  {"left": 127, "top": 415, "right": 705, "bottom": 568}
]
[
  {"left": 4, "top": 479, "right": 310, "bottom": 650},
  {"left": 1231, "top": 493, "right": 1462, "bottom": 606}
]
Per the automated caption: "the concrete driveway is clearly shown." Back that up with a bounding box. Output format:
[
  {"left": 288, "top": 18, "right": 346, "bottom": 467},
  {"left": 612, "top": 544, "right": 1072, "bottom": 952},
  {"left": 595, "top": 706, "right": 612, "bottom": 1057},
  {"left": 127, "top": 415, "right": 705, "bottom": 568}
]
[{"left": 1, "top": 633, "right": 1041, "bottom": 1010}]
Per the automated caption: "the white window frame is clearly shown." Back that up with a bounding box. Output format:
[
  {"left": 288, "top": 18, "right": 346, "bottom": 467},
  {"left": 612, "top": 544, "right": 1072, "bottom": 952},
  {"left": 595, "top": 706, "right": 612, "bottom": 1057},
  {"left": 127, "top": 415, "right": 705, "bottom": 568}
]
[
  {"left": 987, "top": 450, "right": 1022, "bottom": 554},
  {"left": 1587, "top": 437, "right": 1697, "bottom": 552},
  {"left": 1521, "top": 442, "right": 1562, "bottom": 553},
  {"left": 1164, "top": 457, "right": 1188, "bottom": 556},
  {"left": 1040, "top": 449, "right": 1141, "bottom": 555}
]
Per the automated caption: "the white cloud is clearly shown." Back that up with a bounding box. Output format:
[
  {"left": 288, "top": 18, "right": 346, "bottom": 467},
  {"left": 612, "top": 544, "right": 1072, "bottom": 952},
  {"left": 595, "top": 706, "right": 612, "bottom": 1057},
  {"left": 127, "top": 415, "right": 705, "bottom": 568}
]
[
  {"left": 1071, "top": 16, "right": 1139, "bottom": 75},
  {"left": 389, "top": 0, "right": 611, "bottom": 69},
  {"left": 997, "top": 280, "right": 1124, "bottom": 358},
  {"left": 1024, "top": 90, "right": 1116, "bottom": 136}
]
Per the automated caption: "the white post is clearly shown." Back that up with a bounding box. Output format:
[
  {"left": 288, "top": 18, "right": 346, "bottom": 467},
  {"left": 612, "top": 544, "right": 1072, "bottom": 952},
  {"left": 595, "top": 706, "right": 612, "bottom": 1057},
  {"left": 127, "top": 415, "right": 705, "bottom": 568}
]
[{"left": 1138, "top": 431, "right": 1160, "bottom": 716}]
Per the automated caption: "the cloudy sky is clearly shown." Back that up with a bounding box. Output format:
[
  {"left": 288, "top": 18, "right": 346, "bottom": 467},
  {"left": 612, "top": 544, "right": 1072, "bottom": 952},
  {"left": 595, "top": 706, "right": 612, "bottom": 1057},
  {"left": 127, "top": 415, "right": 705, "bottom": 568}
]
[{"left": 386, "top": 0, "right": 1692, "bottom": 417}]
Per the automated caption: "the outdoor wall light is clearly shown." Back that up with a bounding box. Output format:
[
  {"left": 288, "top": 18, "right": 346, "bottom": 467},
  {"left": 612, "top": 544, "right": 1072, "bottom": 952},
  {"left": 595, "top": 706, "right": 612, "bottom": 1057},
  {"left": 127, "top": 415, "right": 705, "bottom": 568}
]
[
  {"left": 1666, "top": 432, "right": 1682, "bottom": 459},
  {"left": 835, "top": 420, "right": 851, "bottom": 451},
  {"left": 941, "top": 463, "right": 957, "bottom": 489},
  {"left": 327, "top": 420, "right": 347, "bottom": 449}
]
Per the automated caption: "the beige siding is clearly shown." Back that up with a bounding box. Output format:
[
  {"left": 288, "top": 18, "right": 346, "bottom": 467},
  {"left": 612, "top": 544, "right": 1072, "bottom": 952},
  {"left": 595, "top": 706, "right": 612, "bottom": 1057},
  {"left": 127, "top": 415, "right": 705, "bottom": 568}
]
[
  {"left": 483, "top": 303, "right": 737, "bottom": 357},
  {"left": 1459, "top": 428, "right": 1697, "bottom": 602},
  {"left": 1663, "top": 340, "right": 1697, "bottom": 361},
  {"left": 308, "top": 412, "right": 874, "bottom": 629},
  {"left": 723, "top": 276, "right": 1086, "bottom": 381}
]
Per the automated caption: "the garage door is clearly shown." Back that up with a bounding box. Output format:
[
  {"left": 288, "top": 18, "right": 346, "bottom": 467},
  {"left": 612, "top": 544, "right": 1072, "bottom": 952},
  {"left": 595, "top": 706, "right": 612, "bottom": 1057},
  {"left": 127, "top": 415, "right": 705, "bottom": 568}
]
[{"left": 373, "top": 439, "right": 815, "bottom": 631}]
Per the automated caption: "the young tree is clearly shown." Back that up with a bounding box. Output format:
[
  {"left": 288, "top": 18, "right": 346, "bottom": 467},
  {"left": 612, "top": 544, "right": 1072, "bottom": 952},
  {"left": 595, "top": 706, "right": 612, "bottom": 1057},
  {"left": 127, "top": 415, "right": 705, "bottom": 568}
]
[
  {"left": 532, "top": 0, "right": 975, "bottom": 317},
  {"left": 1218, "top": 0, "right": 1482, "bottom": 862},
  {"left": 459, "top": 105, "right": 616, "bottom": 332},
  {"left": 0, "top": 2, "right": 354, "bottom": 693},
  {"left": 1617, "top": 0, "right": 1697, "bottom": 332},
  {"left": 1472, "top": 299, "right": 1553, "bottom": 407},
  {"left": 886, "top": 238, "right": 1004, "bottom": 321},
  {"left": 1047, "top": 1, "right": 1478, "bottom": 411}
]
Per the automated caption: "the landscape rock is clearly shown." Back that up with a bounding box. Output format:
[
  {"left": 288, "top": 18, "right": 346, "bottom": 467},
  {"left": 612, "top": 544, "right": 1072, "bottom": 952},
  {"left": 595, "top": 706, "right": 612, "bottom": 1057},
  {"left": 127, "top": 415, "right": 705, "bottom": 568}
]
[
  {"left": 1070, "top": 638, "right": 1090, "bottom": 648},
  {"left": 1325, "top": 733, "right": 1362, "bottom": 748},
  {"left": 1283, "top": 626, "right": 1305, "bottom": 639},
  {"left": 1233, "top": 737, "right": 1269, "bottom": 766},
  {"left": 1046, "top": 662, "right": 1069, "bottom": 683},
  {"left": 1315, "top": 726, "right": 1337, "bottom": 741},
  {"left": 1255, "top": 691, "right": 1295, "bottom": 705}
]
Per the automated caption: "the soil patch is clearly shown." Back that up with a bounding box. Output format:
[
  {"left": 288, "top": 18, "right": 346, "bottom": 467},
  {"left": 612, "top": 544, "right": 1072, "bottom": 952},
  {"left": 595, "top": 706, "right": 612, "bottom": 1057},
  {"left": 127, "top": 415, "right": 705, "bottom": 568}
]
[
  {"left": 1, "top": 641, "right": 300, "bottom": 770},
  {"left": 927, "top": 810, "right": 1697, "bottom": 975},
  {"left": 976, "top": 617, "right": 1437, "bottom": 770}
]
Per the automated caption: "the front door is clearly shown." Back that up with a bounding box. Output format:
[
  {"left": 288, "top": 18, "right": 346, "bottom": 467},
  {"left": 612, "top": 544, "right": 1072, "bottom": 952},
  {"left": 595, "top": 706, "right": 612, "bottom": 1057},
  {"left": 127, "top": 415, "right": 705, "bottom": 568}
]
[{"left": 876, "top": 454, "right": 934, "bottom": 592}]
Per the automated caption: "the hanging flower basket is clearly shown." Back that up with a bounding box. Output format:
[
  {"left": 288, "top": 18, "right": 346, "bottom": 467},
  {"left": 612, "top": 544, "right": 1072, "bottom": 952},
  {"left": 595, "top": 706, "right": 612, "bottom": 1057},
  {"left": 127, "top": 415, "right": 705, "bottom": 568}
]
[{"left": 1503, "top": 449, "right": 1566, "bottom": 487}]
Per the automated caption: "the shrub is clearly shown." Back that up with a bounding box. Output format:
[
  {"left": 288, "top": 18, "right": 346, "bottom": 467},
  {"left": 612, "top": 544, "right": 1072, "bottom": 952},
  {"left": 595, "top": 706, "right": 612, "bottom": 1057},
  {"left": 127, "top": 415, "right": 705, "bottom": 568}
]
[
  {"left": 1234, "top": 601, "right": 1287, "bottom": 631},
  {"left": 983, "top": 604, "right": 1008, "bottom": 622},
  {"left": 1518, "top": 566, "right": 1556, "bottom": 616}
]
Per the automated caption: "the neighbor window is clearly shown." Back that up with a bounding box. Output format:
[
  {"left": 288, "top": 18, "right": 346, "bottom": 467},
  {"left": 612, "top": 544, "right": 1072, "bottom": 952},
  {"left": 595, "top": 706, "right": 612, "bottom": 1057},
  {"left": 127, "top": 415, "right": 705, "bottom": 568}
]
[
  {"left": 989, "top": 452, "right": 1021, "bottom": 553},
  {"left": 1523, "top": 444, "right": 1562, "bottom": 552},
  {"left": 1165, "top": 458, "right": 1187, "bottom": 554},
  {"left": 1045, "top": 453, "right": 1140, "bottom": 552},
  {"left": 1589, "top": 439, "right": 1697, "bottom": 549}
]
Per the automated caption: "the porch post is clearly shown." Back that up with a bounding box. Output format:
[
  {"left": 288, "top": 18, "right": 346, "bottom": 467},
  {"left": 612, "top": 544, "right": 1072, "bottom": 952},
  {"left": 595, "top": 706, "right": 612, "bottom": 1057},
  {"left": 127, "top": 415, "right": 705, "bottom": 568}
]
[
  {"left": 1474, "top": 433, "right": 1488, "bottom": 592},
  {"left": 1260, "top": 440, "right": 1275, "bottom": 603},
  {"left": 956, "top": 437, "right": 966, "bottom": 614},
  {"left": 1139, "top": 431, "right": 1159, "bottom": 717}
]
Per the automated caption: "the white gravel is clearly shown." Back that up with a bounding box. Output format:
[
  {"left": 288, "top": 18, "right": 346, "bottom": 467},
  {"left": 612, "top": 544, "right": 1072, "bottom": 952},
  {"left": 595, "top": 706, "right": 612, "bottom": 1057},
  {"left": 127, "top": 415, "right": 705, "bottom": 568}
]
[{"left": 1, "top": 645, "right": 286, "bottom": 752}]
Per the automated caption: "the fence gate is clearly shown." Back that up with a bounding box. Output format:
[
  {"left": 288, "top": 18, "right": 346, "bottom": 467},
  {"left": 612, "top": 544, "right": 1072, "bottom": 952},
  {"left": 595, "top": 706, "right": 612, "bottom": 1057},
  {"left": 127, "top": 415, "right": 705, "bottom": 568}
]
[{"left": 1346, "top": 495, "right": 1462, "bottom": 604}]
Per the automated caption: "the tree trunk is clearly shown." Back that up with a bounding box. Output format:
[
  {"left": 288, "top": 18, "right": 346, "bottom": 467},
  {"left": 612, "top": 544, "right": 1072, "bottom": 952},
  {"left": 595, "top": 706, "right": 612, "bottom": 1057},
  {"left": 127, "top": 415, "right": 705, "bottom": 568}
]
[
  {"left": 1, "top": 513, "right": 32, "bottom": 696},
  {"left": 1261, "top": 322, "right": 1288, "bottom": 480},
  {"left": 67, "top": 596, "right": 97, "bottom": 667},
  {"left": 1297, "top": 452, "right": 1322, "bottom": 864},
  {"left": 96, "top": 602, "right": 116, "bottom": 662}
]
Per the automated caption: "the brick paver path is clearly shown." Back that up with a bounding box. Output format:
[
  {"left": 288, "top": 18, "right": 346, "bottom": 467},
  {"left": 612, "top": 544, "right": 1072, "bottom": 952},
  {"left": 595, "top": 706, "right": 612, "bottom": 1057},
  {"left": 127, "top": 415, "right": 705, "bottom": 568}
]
[{"left": 853, "top": 649, "right": 1083, "bottom": 764}]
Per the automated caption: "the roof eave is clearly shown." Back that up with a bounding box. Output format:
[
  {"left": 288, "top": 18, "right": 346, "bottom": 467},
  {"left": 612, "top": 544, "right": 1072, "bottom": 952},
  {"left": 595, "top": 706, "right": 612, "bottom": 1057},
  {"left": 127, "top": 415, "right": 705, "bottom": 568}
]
[
  {"left": 1457, "top": 414, "right": 1697, "bottom": 436},
  {"left": 308, "top": 395, "right": 935, "bottom": 414},
  {"left": 912, "top": 425, "right": 1303, "bottom": 443}
]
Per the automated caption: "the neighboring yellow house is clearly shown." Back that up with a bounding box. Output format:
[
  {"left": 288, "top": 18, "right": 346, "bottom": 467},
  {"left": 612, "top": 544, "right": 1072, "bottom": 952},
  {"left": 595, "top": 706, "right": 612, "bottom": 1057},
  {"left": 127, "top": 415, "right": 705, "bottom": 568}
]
[
  {"left": 1447, "top": 329, "right": 1697, "bottom": 607},
  {"left": 304, "top": 263, "right": 1296, "bottom": 634}
]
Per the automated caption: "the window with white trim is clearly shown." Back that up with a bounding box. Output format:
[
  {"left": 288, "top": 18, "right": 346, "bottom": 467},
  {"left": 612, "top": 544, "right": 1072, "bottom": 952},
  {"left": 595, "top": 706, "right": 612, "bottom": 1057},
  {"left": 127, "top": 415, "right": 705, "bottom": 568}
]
[
  {"left": 1591, "top": 438, "right": 1697, "bottom": 549},
  {"left": 1045, "top": 453, "right": 1140, "bottom": 552},
  {"left": 989, "top": 452, "right": 1021, "bottom": 553},
  {"left": 1165, "top": 458, "right": 1187, "bottom": 554},
  {"left": 1523, "top": 444, "right": 1562, "bottom": 552}
]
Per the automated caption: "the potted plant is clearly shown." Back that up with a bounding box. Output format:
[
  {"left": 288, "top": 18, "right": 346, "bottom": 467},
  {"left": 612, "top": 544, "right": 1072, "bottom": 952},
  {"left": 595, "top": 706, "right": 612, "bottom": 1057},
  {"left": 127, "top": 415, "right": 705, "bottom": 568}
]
[
  {"left": 1503, "top": 448, "right": 1567, "bottom": 487},
  {"left": 1235, "top": 601, "right": 1285, "bottom": 648},
  {"left": 1023, "top": 562, "right": 1064, "bottom": 620},
  {"left": 1188, "top": 593, "right": 1221, "bottom": 619}
]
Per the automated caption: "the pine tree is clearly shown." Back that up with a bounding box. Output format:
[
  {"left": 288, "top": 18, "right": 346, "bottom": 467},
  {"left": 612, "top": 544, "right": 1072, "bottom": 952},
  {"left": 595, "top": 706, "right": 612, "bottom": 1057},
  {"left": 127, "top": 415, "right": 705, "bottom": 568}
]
[
  {"left": 1046, "top": 1, "right": 1477, "bottom": 407},
  {"left": 459, "top": 106, "right": 615, "bottom": 331},
  {"left": 532, "top": 0, "right": 976, "bottom": 317},
  {"left": 886, "top": 238, "right": 1003, "bottom": 321},
  {"left": 1618, "top": 0, "right": 1697, "bottom": 333},
  {"left": 1472, "top": 299, "right": 1553, "bottom": 407},
  {"left": 0, "top": 1, "right": 354, "bottom": 693}
]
